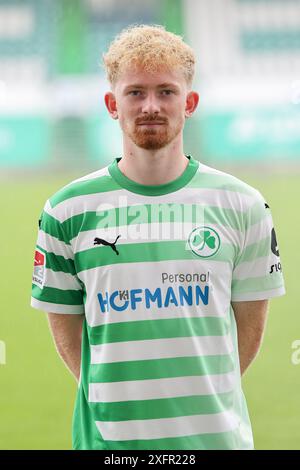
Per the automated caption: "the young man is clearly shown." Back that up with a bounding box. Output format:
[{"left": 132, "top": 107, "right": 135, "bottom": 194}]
[{"left": 31, "top": 25, "right": 285, "bottom": 450}]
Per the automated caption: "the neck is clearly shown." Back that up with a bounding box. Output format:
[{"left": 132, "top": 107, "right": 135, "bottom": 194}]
[{"left": 118, "top": 135, "right": 188, "bottom": 185}]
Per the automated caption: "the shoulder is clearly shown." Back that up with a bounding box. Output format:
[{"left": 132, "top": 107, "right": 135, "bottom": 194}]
[
  {"left": 47, "top": 165, "right": 115, "bottom": 210},
  {"left": 40, "top": 163, "right": 120, "bottom": 228},
  {"left": 198, "top": 163, "right": 262, "bottom": 198},
  {"left": 193, "top": 162, "right": 266, "bottom": 210}
]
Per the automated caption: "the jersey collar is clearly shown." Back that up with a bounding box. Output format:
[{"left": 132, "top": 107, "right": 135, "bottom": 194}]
[{"left": 108, "top": 155, "right": 199, "bottom": 196}]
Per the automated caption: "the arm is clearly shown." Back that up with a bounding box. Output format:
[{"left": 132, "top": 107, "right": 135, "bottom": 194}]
[
  {"left": 231, "top": 300, "right": 269, "bottom": 376},
  {"left": 46, "top": 313, "right": 84, "bottom": 383}
]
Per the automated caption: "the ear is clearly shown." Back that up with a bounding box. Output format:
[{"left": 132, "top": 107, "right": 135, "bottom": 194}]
[
  {"left": 104, "top": 92, "right": 118, "bottom": 119},
  {"left": 185, "top": 91, "right": 199, "bottom": 118}
]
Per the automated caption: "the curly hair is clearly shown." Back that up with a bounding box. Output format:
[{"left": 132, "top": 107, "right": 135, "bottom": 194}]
[{"left": 102, "top": 24, "right": 195, "bottom": 88}]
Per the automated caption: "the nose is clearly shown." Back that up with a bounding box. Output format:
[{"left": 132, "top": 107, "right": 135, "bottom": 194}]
[{"left": 141, "top": 92, "right": 160, "bottom": 114}]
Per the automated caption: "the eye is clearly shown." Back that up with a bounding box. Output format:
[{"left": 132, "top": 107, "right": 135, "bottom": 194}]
[
  {"left": 161, "top": 90, "right": 173, "bottom": 95},
  {"left": 129, "top": 90, "right": 142, "bottom": 96}
]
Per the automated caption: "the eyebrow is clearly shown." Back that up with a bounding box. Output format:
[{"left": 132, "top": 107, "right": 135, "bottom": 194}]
[{"left": 123, "top": 83, "right": 180, "bottom": 92}]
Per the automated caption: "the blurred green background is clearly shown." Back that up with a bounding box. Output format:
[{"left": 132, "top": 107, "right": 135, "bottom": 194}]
[{"left": 1, "top": 0, "right": 300, "bottom": 450}]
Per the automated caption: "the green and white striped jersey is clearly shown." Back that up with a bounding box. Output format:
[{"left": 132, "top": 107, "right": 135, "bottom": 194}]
[{"left": 31, "top": 155, "right": 285, "bottom": 450}]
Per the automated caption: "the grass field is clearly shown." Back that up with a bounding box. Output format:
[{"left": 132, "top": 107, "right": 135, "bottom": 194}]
[{"left": 0, "top": 170, "right": 299, "bottom": 449}]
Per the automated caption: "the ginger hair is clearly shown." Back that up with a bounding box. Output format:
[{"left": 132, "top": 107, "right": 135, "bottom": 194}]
[{"left": 102, "top": 24, "right": 195, "bottom": 89}]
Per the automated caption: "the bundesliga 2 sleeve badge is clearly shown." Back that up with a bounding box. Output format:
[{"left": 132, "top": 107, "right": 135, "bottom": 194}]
[{"left": 32, "top": 249, "right": 46, "bottom": 288}]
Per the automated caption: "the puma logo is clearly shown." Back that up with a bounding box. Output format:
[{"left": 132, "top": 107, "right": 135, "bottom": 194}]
[{"left": 94, "top": 235, "right": 121, "bottom": 255}]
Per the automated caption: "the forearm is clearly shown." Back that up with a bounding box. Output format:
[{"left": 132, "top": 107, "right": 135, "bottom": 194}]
[
  {"left": 236, "top": 329, "right": 262, "bottom": 376},
  {"left": 232, "top": 300, "right": 269, "bottom": 376},
  {"left": 47, "top": 313, "right": 84, "bottom": 383},
  {"left": 55, "top": 331, "right": 82, "bottom": 383}
]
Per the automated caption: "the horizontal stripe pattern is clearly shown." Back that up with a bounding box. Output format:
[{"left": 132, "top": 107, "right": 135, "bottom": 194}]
[
  {"left": 74, "top": 240, "right": 236, "bottom": 272},
  {"left": 243, "top": 213, "right": 272, "bottom": 243},
  {"left": 38, "top": 220, "right": 274, "bottom": 276},
  {"left": 62, "top": 204, "right": 246, "bottom": 241},
  {"left": 73, "top": 221, "right": 242, "bottom": 254},
  {"left": 89, "top": 355, "right": 235, "bottom": 383},
  {"left": 49, "top": 170, "right": 116, "bottom": 208},
  {"left": 232, "top": 272, "right": 284, "bottom": 294},
  {"left": 43, "top": 205, "right": 271, "bottom": 259},
  {"left": 43, "top": 268, "right": 82, "bottom": 291},
  {"left": 30, "top": 297, "right": 84, "bottom": 314},
  {"left": 39, "top": 210, "right": 70, "bottom": 245},
  {"left": 231, "top": 285, "right": 286, "bottom": 301},
  {"left": 89, "top": 372, "right": 236, "bottom": 403},
  {"left": 32, "top": 284, "right": 83, "bottom": 305},
  {"left": 74, "top": 222, "right": 205, "bottom": 253},
  {"left": 233, "top": 255, "right": 274, "bottom": 280},
  {"left": 235, "top": 235, "right": 271, "bottom": 264},
  {"left": 38, "top": 247, "right": 76, "bottom": 275},
  {"left": 90, "top": 334, "right": 233, "bottom": 365},
  {"left": 96, "top": 429, "right": 244, "bottom": 450},
  {"left": 95, "top": 409, "right": 238, "bottom": 441},
  {"left": 190, "top": 164, "right": 261, "bottom": 197},
  {"left": 37, "top": 231, "right": 74, "bottom": 259},
  {"left": 50, "top": 187, "right": 256, "bottom": 224},
  {"left": 90, "top": 391, "right": 234, "bottom": 421},
  {"left": 87, "top": 316, "right": 230, "bottom": 345}
]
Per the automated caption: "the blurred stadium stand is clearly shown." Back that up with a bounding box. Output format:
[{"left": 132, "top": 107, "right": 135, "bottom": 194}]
[
  {"left": 0, "top": 0, "right": 299, "bottom": 171},
  {"left": 185, "top": 0, "right": 300, "bottom": 165}
]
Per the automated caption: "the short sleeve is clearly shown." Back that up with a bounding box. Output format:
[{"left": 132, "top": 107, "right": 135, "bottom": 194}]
[
  {"left": 30, "top": 200, "right": 84, "bottom": 314},
  {"left": 231, "top": 193, "right": 285, "bottom": 301}
]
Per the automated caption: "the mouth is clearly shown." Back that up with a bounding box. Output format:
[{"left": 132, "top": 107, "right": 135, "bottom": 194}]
[{"left": 138, "top": 122, "right": 166, "bottom": 126}]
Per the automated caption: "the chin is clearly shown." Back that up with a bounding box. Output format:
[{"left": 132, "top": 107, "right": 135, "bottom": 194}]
[
  {"left": 132, "top": 131, "right": 173, "bottom": 150},
  {"left": 138, "top": 143, "right": 167, "bottom": 150},
  {"left": 134, "top": 138, "right": 170, "bottom": 150}
]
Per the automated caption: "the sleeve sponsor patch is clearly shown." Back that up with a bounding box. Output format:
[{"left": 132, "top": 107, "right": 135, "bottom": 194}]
[{"left": 32, "top": 249, "right": 45, "bottom": 288}]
